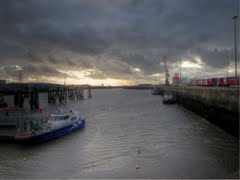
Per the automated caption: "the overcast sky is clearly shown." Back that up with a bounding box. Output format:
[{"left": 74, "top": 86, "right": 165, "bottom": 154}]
[{"left": 0, "top": 0, "right": 239, "bottom": 85}]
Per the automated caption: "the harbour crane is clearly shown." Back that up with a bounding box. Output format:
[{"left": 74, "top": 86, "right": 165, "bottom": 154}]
[{"left": 163, "top": 56, "right": 170, "bottom": 85}]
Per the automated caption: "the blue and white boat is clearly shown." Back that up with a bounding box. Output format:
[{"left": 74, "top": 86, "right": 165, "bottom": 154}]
[{"left": 14, "top": 110, "right": 85, "bottom": 144}]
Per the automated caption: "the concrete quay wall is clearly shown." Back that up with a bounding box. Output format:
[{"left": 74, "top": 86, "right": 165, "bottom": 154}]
[{"left": 158, "top": 86, "right": 239, "bottom": 137}]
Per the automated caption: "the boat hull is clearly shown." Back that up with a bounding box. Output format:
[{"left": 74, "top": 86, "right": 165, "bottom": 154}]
[
  {"left": 151, "top": 89, "right": 161, "bottom": 95},
  {"left": 14, "top": 119, "right": 85, "bottom": 144},
  {"left": 162, "top": 99, "right": 176, "bottom": 104}
]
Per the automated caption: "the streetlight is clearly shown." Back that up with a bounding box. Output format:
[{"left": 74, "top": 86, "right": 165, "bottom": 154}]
[
  {"left": 227, "top": 53, "right": 229, "bottom": 78},
  {"left": 179, "top": 59, "right": 181, "bottom": 81},
  {"left": 232, "top": 16, "right": 238, "bottom": 77}
]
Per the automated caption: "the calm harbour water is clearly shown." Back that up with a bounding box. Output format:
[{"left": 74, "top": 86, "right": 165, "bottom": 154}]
[{"left": 0, "top": 89, "right": 239, "bottom": 179}]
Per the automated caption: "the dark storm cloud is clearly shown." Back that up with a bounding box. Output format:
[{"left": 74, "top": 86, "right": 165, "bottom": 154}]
[
  {"left": 0, "top": 0, "right": 238, "bottom": 82},
  {"left": 112, "top": 51, "right": 158, "bottom": 75},
  {"left": 47, "top": 55, "right": 77, "bottom": 67},
  {"left": 0, "top": 64, "right": 64, "bottom": 81},
  {"left": 22, "top": 64, "right": 62, "bottom": 77},
  {"left": 191, "top": 47, "right": 236, "bottom": 68},
  {"left": 0, "top": 1, "right": 111, "bottom": 57}
]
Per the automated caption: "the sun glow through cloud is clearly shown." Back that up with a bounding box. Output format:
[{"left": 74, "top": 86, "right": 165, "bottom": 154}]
[
  {"left": 57, "top": 69, "right": 130, "bottom": 86},
  {"left": 134, "top": 68, "right": 141, "bottom": 72},
  {"left": 151, "top": 73, "right": 160, "bottom": 77},
  {"left": 181, "top": 57, "right": 204, "bottom": 69},
  {"left": 181, "top": 61, "right": 202, "bottom": 68}
]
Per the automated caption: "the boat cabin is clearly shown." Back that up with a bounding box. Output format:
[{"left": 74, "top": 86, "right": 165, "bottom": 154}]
[
  {"left": 0, "top": 108, "right": 25, "bottom": 127},
  {"left": 49, "top": 114, "right": 77, "bottom": 121},
  {"left": 0, "top": 108, "right": 26, "bottom": 136}
]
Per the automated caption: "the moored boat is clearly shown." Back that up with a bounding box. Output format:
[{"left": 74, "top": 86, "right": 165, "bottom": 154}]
[
  {"left": 162, "top": 93, "right": 176, "bottom": 104},
  {"left": 151, "top": 88, "right": 161, "bottom": 95},
  {"left": 14, "top": 111, "right": 85, "bottom": 144},
  {"left": 0, "top": 108, "right": 85, "bottom": 144}
]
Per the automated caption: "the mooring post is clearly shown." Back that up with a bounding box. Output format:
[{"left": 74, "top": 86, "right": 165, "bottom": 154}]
[
  {"left": 14, "top": 92, "right": 20, "bottom": 107},
  {"left": 34, "top": 88, "right": 39, "bottom": 109}
]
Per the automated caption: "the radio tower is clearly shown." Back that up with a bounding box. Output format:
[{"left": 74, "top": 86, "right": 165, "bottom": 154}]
[{"left": 163, "top": 56, "right": 169, "bottom": 85}]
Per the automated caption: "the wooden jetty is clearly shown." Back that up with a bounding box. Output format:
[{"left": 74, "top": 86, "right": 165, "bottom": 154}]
[{"left": 0, "top": 84, "right": 87, "bottom": 110}]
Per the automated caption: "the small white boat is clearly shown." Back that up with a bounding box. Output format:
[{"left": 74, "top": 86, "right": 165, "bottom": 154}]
[
  {"left": 151, "top": 88, "right": 161, "bottom": 95},
  {"left": 162, "top": 93, "right": 176, "bottom": 104}
]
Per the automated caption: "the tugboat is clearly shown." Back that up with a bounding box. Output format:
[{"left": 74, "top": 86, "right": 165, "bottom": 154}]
[{"left": 162, "top": 93, "right": 176, "bottom": 104}]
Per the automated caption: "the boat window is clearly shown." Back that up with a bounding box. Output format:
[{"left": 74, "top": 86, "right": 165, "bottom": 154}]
[
  {"left": 71, "top": 117, "right": 77, "bottom": 121},
  {"left": 50, "top": 116, "right": 60, "bottom": 121},
  {"left": 64, "top": 115, "right": 70, "bottom": 120},
  {"left": 49, "top": 115, "right": 70, "bottom": 121}
]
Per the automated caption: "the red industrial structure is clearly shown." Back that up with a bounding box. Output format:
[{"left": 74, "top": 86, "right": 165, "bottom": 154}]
[
  {"left": 189, "top": 77, "right": 239, "bottom": 87},
  {"left": 172, "top": 73, "right": 180, "bottom": 86}
]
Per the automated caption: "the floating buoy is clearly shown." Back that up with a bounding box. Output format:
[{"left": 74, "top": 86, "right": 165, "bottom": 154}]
[
  {"left": 23, "top": 157, "right": 27, "bottom": 161},
  {"left": 88, "top": 92, "right": 92, "bottom": 98},
  {"left": 135, "top": 164, "right": 140, "bottom": 170},
  {"left": 136, "top": 147, "right": 140, "bottom": 154},
  {"left": 88, "top": 86, "right": 92, "bottom": 98}
]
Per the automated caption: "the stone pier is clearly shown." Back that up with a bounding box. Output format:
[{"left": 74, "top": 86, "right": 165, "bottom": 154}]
[{"left": 158, "top": 86, "right": 239, "bottom": 137}]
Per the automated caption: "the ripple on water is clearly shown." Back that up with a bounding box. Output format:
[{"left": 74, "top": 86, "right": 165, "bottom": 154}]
[{"left": 1, "top": 89, "right": 239, "bottom": 179}]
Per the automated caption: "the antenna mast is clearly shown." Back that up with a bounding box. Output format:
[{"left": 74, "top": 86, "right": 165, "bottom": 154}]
[{"left": 164, "top": 56, "right": 169, "bottom": 85}]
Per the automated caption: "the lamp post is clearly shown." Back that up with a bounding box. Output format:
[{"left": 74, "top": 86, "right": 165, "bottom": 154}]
[
  {"left": 197, "top": 68, "right": 199, "bottom": 79},
  {"left": 226, "top": 53, "right": 229, "bottom": 78},
  {"left": 232, "top": 16, "right": 238, "bottom": 77},
  {"left": 179, "top": 59, "right": 181, "bottom": 81}
]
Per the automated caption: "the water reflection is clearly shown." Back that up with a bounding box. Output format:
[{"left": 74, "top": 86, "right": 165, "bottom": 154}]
[{"left": 0, "top": 89, "right": 239, "bottom": 179}]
